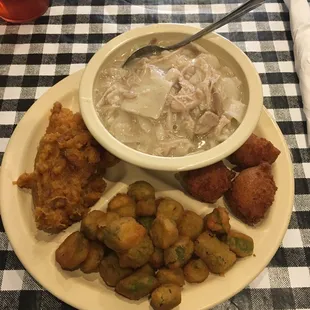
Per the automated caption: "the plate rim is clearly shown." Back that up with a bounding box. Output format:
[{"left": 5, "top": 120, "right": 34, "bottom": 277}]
[{"left": 0, "top": 70, "right": 294, "bottom": 310}]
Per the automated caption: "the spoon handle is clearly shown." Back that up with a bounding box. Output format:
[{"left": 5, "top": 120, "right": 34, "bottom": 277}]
[{"left": 166, "top": 0, "right": 265, "bottom": 50}]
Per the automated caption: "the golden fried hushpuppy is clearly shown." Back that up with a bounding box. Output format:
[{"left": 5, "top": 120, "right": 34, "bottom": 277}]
[
  {"left": 99, "top": 253, "right": 133, "bottom": 287},
  {"left": 128, "top": 181, "right": 155, "bottom": 201},
  {"left": 225, "top": 163, "right": 277, "bottom": 225},
  {"left": 177, "top": 210, "right": 203, "bottom": 240},
  {"left": 80, "top": 210, "right": 107, "bottom": 240},
  {"left": 183, "top": 259, "right": 209, "bottom": 283},
  {"left": 136, "top": 198, "right": 157, "bottom": 216},
  {"left": 156, "top": 268, "right": 185, "bottom": 287},
  {"left": 164, "top": 236, "right": 194, "bottom": 269},
  {"left": 204, "top": 207, "right": 231, "bottom": 234},
  {"left": 151, "top": 284, "right": 181, "bottom": 310},
  {"left": 156, "top": 198, "right": 184, "bottom": 224},
  {"left": 96, "top": 212, "right": 120, "bottom": 242},
  {"left": 228, "top": 134, "right": 281, "bottom": 168},
  {"left": 149, "top": 247, "right": 164, "bottom": 269},
  {"left": 118, "top": 235, "right": 154, "bottom": 269},
  {"left": 55, "top": 231, "right": 90, "bottom": 271},
  {"left": 115, "top": 272, "right": 159, "bottom": 300},
  {"left": 80, "top": 241, "right": 104, "bottom": 273},
  {"left": 224, "top": 230, "right": 254, "bottom": 257},
  {"left": 137, "top": 216, "right": 155, "bottom": 232},
  {"left": 107, "top": 193, "right": 136, "bottom": 218},
  {"left": 150, "top": 216, "right": 179, "bottom": 249},
  {"left": 184, "top": 161, "right": 235, "bottom": 203},
  {"left": 194, "top": 231, "right": 236, "bottom": 274},
  {"left": 155, "top": 198, "right": 164, "bottom": 207},
  {"left": 102, "top": 217, "right": 146, "bottom": 252}
]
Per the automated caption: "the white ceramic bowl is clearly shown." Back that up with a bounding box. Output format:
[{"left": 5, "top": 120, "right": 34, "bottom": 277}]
[{"left": 79, "top": 24, "right": 263, "bottom": 171}]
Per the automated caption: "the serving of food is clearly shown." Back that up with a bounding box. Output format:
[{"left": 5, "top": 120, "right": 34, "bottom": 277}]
[
  {"left": 80, "top": 24, "right": 263, "bottom": 171},
  {"left": 178, "top": 133, "right": 280, "bottom": 226},
  {"left": 14, "top": 102, "right": 119, "bottom": 233},
  {"left": 95, "top": 43, "right": 246, "bottom": 157},
  {"left": 55, "top": 182, "right": 254, "bottom": 309},
  {"left": 0, "top": 26, "right": 293, "bottom": 310},
  {"left": 13, "top": 98, "right": 269, "bottom": 307}
]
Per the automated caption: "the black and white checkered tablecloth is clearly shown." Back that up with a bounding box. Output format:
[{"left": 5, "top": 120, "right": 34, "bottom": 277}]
[{"left": 0, "top": 0, "right": 309, "bottom": 309}]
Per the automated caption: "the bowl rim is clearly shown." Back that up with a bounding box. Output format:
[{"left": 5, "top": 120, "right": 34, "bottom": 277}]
[{"left": 79, "top": 24, "right": 263, "bottom": 171}]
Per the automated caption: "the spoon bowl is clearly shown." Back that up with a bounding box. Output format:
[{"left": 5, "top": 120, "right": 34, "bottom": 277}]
[{"left": 124, "top": 45, "right": 166, "bottom": 65}]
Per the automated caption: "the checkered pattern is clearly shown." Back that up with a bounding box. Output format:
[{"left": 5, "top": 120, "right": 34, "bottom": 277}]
[{"left": 0, "top": 0, "right": 309, "bottom": 309}]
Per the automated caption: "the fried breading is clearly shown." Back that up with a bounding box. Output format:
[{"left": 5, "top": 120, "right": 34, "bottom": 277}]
[
  {"left": 225, "top": 163, "right": 277, "bottom": 225},
  {"left": 183, "top": 161, "right": 235, "bottom": 203},
  {"left": 15, "top": 102, "right": 119, "bottom": 233},
  {"left": 228, "top": 134, "right": 281, "bottom": 168}
]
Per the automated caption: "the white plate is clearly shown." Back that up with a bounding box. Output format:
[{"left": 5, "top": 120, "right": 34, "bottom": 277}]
[{"left": 0, "top": 70, "right": 294, "bottom": 310}]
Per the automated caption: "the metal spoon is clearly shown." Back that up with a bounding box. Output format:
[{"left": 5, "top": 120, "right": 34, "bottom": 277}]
[{"left": 123, "top": 0, "right": 264, "bottom": 66}]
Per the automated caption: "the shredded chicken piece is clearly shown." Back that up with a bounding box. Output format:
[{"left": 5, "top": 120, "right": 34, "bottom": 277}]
[
  {"left": 165, "top": 68, "right": 181, "bottom": 83},
  {"left": 214, "top": 115, "right": 231, "bottom": 138},
  {"left": 213, "top": 91, "right": 223, "bottom": 116},
  {"left": 195, "top": 111, "right": 220, "bottom": 135},
  {"left": 182, "top": 113, "right": 195, "bottom": 138}
]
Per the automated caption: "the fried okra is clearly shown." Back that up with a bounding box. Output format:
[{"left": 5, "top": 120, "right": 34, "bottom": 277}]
[
  {"left": 164, "top": 236, "right": 194, "bottom": 269},
  {"left": 96, "top": 212, "right": 120, "bottom": 243},
  {"left": 225, "top": 163, "right": 277, "bottom": 225},
  {"left": 204, "top": 207, "right": 231, "bottom": 234},
  {"left": 118, "top": 235, "right": 154, "bottom": 269},
  {"left": 224, "top": 230, "right": 254, "bottom": 257},
  {"left": 107, "top": 193, "right": 136, "bottom": 218},
  {"left": 136, "top": 198, "right": 157, "bottom": 216},
  {"left": 115, "top": 272, "right": 159, "bottom": 300},
  {"left": 136, "top": 263, "right": 155, "bottom": 277},
  {"left": 156, "top": 268, "right": 185, "bottom": 287},
  {"left": 102, "top": 217, "right": 146, "bottom": 252},
  {"left": 137, "top": 216, "right": 155, "bottom": 232},
  {"left": 183, "top": 259, "right": 209, "bottom": 283},
  {"left": 150, "top": 216, "right": 179, "bottom": 249},
  {"left": 228, "top": 134, "right": 281, "bottom": 168},
  {"left": 195, "top": 231, "right": 236, "bottom": 274},
  {"left": 80, "top": 241, "right": 104, "bottom": 273},
  {"left": 151, "top": 284, "right": 181, "bottom": 310},
  {"left": 149, "top": 247, "right": 164, "bottom": 269},
  {"left": 80, "top": 210, "right": 107, "bottom": 240},
  {"left": 99, "top": 253, "right": 133, "bottom": 287},
  {"left": 184, "top": 161, "right": 235, "bottom": 203},
  {"left": 156, "top": 198, "right": 184, "bottom": 224},
  {"left": 178, "top": 210, "right": 203, "bottom": 240},
  {"left": 128, "top": 181, "right": 155, "bottom": 201},
  {"left": 56, "top": 231, "right": 90, "bottom": 271}
]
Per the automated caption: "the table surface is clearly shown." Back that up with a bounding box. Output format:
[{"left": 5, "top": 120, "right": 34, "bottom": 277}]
[{"left": 0, "top": 0, "right": 309, "bottom": 309}]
